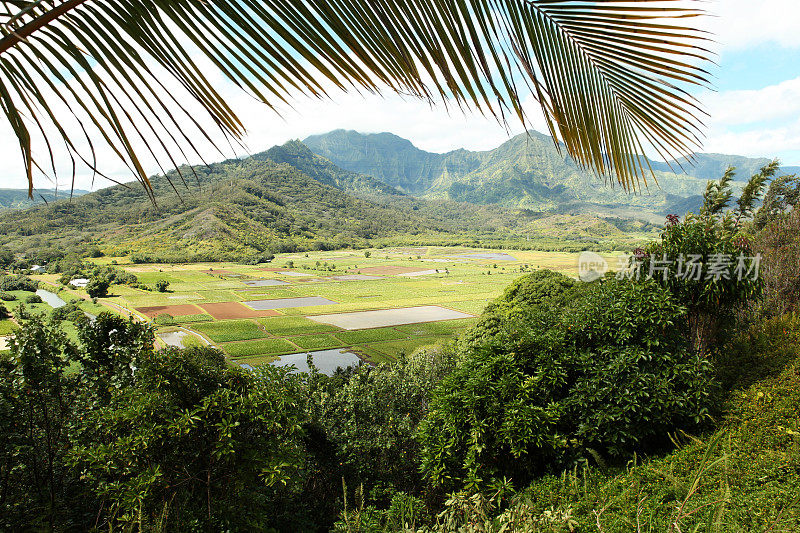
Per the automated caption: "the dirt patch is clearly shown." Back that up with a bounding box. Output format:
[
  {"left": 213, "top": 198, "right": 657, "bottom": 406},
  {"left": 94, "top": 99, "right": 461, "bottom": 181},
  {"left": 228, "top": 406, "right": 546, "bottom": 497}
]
[
  {"left": 136, "top": 304, "right": 203, "bottom": 318},
  {"left": 199, "top": 302, "right": 280, "bottom": 320},
  {"left": 347, "top": 265, "right": 431, "bottom": 276}
]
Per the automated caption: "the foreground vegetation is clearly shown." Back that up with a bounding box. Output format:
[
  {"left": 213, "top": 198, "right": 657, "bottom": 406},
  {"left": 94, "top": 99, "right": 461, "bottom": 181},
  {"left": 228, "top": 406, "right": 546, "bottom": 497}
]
[{"left": 0, "top": 166, "right": 798, "bottom": 531}]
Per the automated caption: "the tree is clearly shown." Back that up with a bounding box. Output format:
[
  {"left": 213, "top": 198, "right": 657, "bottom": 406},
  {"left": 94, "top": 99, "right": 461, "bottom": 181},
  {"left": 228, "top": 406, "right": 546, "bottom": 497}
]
[
  {"left": 1, "top": 1, "right": 711, "bottom": 198},
  {"left": 754, "top": 174, "right": 800, "bottom": 230},
  {"left": 69, "top": 347, "right": 308, "bottom": 530},
  {"left": 418, "top": 278, "right": 713, "bottom": 490},
  {"left": 0, "top": 317, "right": 85, "bottom": 529},
  {"left": 154, "top": 279, "right": 169, "bottom": 292},
  {"left": 85, "top": 278, "right": 109, "bottom": 298}
]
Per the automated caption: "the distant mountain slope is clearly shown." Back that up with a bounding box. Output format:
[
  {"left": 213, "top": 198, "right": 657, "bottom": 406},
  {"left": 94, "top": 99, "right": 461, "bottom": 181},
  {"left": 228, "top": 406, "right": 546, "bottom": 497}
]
[
  {"left": 304, "top": 130, "right": 796, "bottom": 216},
  {"left": 0, "top": 149, "right": 455, "bottom": 257},
  {"left": 0, "top": 188, "right": 89, "bottom": 210},
  {"left": 648, "top": 154, "right": 800, "bottom": 181},
  {"left": 303, "top": 130, "right": 449, "bottom": 194},
  {"left": 0, "top": 142, "right": 660, "bottom": 257},
  {"left": 258, "top": 140, "right": 404, "bottom": 199}
]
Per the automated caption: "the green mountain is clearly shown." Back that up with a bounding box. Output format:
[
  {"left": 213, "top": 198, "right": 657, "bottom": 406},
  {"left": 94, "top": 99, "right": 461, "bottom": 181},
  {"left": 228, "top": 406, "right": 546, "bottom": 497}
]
[
  {"left": 0, "top": 148, "right": 452, "bottom": 259},
  {"left": 1, "top": 142, "right": 658, "bottom": 259},
  {"left": 258, "top": 140, "right": 404, "bottom": 200},
  {"left": 304, "top": 130, "right": 796, "bottom": 218},
  {"left": 0, "top": 188, "right": 90, "bottom": 210}
]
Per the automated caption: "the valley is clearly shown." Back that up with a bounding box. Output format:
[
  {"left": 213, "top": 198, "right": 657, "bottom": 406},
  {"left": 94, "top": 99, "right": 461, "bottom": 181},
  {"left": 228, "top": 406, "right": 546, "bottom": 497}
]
[{"left": 1, "top": 247, "right": 615, "bottom": 371}]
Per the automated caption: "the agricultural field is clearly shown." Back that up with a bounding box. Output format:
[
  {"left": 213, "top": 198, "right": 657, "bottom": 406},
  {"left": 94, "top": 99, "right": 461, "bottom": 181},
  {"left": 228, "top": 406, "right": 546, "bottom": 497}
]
[{"left": 39, "top": 247, "right": 618, "bottom": 371}]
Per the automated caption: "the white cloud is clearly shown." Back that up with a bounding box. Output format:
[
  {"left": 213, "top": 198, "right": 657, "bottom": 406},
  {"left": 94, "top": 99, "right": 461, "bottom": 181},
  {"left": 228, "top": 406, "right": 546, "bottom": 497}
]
[
  {"left": 702, "top": 76, "right": 800, "bottom": 127},
  {"left": 697, "top": 77, "right": 800, "bottom": 162},
  {"left": 705, "top": 0, "right": 800, "bottom": 50}
]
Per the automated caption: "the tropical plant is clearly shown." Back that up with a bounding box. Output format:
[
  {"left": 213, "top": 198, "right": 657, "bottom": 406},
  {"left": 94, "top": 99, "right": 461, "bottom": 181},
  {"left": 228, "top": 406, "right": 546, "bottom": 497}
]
[
  {"left": 635, "top": 165, "right": 782, "bottom": 352},
  {"left": 1, "top": 1, "right": 711, "bottom": 196},
  {"left": 0, "top": 316, "right": 84, "bottom": 530},
  {"left": 418, "top": 278, "right": 713, "bottom": 489},
  {"left": 307, "top": 349, "right": 457, "bottom": 504},
  {"left": 69, "top": 347, "right": 308, "bottom": 530},
  {"left": 754, "top": 209, "right": 800, "bottom": 316}
]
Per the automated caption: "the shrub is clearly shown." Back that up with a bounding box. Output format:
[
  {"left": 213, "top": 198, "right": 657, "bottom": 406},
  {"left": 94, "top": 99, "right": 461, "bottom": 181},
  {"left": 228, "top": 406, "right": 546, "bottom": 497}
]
[
  {"left": 154, "top": 279, "right": 170, "bottom": 292},
  {"left": 418, "top": 278, "right": 714, "bottom": 489},
  {"left": 25, "top": 294, "right": 42, "bottom": 304},
  {"left": 0, "top": 302, "right": 8, "bottom": 319},
  {"left": 50, "top": 302, "right": 85, "bottom": 322},
  {"left": 0, "top": 274, "right": 38, "bottom": 292},
  {"left": 459, "top": 270, "right": 582, "bottom": 351},
  {"left": 85, "top": 278, "right": 109, "bottom": 298},
  {"left": 153, "top": 313, "right": 174, "bottom": 326},
  {"left": 754, "top": 209, "right": 800, "bottom": 316},
  {"left": 0, "top": 292, "right": 16, "bottom": 301},
  {"left": 637, "top": 213, "right": 761, "bottom": 353}
]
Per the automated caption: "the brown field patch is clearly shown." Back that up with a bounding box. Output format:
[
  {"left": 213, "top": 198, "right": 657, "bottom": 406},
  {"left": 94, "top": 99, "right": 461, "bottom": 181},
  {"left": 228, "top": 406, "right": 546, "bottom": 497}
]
[
  {"left": 199, "top": 302, "right": 280, "bottom": 320},
  {"left": 136, "top": 304, "right": 203, "bottom": 318},
  {"left": 347, "top": 265, "right": 431, "bottom": 276},
  {"left": 258, "top": 267, "right": 288, "bottom": 272},
  {"left": 201, "top": 269, "right": 235, "bottom": 275}
]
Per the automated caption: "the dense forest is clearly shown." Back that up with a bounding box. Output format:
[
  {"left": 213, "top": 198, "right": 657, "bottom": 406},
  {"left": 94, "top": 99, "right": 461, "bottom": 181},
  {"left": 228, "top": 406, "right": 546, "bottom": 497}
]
[{"left": 1, "top": 165, "right": 799, "bottom": 531}]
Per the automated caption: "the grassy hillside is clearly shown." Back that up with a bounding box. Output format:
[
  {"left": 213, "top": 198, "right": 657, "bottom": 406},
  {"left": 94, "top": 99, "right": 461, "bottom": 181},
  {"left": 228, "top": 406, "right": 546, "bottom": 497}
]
[{"left": 0, "top": 143, "right": 661, "bottom": 259}]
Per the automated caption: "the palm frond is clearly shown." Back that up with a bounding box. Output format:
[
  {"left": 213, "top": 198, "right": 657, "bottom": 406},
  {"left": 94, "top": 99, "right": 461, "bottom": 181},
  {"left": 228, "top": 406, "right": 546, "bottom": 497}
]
[{"left": 0, "top": 0, "right": 713, "bottom": 196}]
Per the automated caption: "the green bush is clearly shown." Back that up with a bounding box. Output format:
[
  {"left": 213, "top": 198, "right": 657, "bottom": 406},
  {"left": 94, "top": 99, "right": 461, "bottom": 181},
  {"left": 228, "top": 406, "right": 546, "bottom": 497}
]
[
  {"left": 0, "top": 291, "right": 16, "bottom": 301},
  {"left": 418, "top": 278, "right": 714, "bottom": 489},
  {"left": 50, "top": 302, "right": 85, "bottom": 322},
  {"left": 85, "top": 278, "right": 109, "bottom": 298},
  {"left": 459, "top": 269, "right": 582, "bottom": 351},
  {"left": 638, "top": 214, "right": 760, "bottom": 352},
  {"left": 309, "top": 350, "right": 457, "bottom": 510},
  {"left": 0, "top": 274, "right": 38, "bottom": 292},
  {"left": 755, "top": 209, "right": 800, "bottom": 316},
  {"left": 25, "top": 294, "right": 42, "bottom": 304},
  {"left": 153, "top": 313, "right": 174, "bottom": 326},
  {"left": 154, "top": 279, "right": 170, "bottom": 292}
]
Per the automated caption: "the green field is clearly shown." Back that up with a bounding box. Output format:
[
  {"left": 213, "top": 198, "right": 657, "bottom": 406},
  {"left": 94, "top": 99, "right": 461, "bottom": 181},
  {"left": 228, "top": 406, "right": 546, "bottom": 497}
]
[
  {"left": 34, "top": 246, "right": 607, "bottom": 367},
  {"left": 0, "top": 319, "right": 19, "bottom": 336},
  {"left": 192, "top": 320, "right": 268, "bottom": 342}
]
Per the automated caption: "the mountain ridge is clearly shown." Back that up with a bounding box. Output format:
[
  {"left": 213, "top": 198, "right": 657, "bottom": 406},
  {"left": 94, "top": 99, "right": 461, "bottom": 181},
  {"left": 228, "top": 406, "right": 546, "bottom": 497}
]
[{"left": 303, "top": 129, "right": 797, "bottom": 217}]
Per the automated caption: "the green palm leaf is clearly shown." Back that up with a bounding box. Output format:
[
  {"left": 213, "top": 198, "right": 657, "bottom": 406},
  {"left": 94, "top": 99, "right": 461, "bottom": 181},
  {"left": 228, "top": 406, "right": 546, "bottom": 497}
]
[{"left": 0, "top": 0, "right": 712, "bottom": 196}]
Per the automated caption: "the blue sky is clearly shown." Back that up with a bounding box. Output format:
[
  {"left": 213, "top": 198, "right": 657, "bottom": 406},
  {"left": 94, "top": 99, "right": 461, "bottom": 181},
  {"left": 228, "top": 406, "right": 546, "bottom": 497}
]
[{"left": 1, "top": 0, "right": 798, "bottom": 190}]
